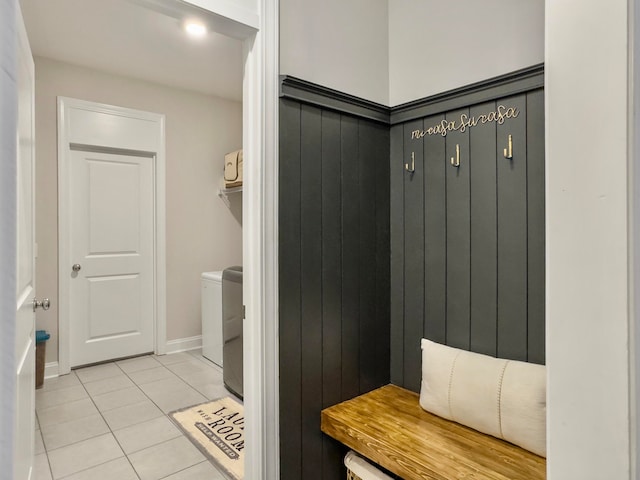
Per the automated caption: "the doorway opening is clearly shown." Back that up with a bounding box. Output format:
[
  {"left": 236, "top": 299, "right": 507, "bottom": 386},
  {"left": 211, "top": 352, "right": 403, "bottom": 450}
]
[{"left": 21, "top": 0, "right": 245, "bottom": 376}]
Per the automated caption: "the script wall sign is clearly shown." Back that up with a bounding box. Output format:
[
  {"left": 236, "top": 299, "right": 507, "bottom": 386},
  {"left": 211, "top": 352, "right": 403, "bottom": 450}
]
[{"left": 411, "top": 105, "right": 520, "bottom": 139}]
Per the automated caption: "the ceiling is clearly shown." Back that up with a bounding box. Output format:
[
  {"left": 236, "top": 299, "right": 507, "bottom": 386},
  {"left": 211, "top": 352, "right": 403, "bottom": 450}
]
[{"left": 20, "top": 0, "right": 244, "bottom": 101}]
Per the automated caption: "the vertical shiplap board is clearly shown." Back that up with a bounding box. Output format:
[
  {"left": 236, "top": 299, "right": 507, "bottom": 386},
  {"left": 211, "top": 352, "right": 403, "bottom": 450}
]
[
  {"left": 278, "top": 98, "right": 302, "bottom": 479},
  {"left": 373, "top": 123, "right": 391, "bottom": 387},
  {"left": 279, "top": 98, "right": 391, "bottom": 479},
  {"left": 496, "top": 95, "right": 528, "bottom": 361},
  {"left": 445, "top": 108, "right": 471, "bottom": 350},
  {"left": 358, "top": 121, "right": 379, "bottom": 393},
  {"left": 321, "top": 110, "right": 343, "bottom": 407},
  {"left": 320, "top": 110, "right": 345, "bottom": 480},
  {"left": 299, "top": 104, "right": 323, "bottom": 479},
  {"left": 389, "top": 87, "right": 545, "bottom": 394},
  {"left": 469, "top": 101, "right": 498, "bottom": 357},
  {"left": 389, "top": 124, "right": 405, "bottom": 385},
  {"left": 423, "top": 115, "right": 447, "bottom": 345},
  {"left": 526, "top": 89, "right": 545, "bottom": 364},
  {"left": 340, "top": 115, "right": 361, "bottom": 402},
  {"left": 403, "top": 120, "right": 425, "bottom": 392}
]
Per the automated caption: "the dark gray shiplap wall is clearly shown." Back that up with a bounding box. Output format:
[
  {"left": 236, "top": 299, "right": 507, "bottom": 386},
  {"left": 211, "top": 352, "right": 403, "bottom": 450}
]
[
  {"left": 390, "top": 89, "right": 545, "bottom": 392},
  {"left": 279, "top": 97, "right": 391, "bottom": 480},
  {"left": 278, "top": 68, "right": 544, "bottom": 478}
]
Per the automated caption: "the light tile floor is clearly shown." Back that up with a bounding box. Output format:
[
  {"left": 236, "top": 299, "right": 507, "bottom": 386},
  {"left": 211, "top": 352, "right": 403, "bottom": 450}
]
[{"left": 35, "top": 350, "right": 235, "bottom": 480}]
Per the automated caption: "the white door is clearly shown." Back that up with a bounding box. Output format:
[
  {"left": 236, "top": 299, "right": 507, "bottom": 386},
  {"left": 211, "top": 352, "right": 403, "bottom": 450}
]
[
  {"left": 15, "top": 5, "right": 36, "bottom": 479},
  {"left": 68, "top": 148, "right": 155, "bottom": 367},
  {"left": 58, "top": 98, "right": 165, "bottom": 373}
]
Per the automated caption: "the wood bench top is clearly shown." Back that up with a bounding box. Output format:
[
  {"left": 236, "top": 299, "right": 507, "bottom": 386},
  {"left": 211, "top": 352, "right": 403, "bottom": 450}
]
[{"left": 321, "top": 384, "right": 546, "bottom": 480}]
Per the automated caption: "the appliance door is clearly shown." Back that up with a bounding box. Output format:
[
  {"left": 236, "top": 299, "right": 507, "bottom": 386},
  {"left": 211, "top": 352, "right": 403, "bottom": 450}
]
[{"left": 222, "top": 266, "right": 243, "bottom": 398}]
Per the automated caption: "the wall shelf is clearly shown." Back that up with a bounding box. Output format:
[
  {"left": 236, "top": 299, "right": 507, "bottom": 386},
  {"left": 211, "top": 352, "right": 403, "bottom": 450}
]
[{"left": 218, "top": 186, "right": 242, "bottom": 207}]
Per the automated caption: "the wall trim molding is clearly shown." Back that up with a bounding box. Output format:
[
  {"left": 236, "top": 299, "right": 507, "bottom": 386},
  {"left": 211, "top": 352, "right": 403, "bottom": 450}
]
[
  {"left": 164, "top": 335, "right": 203, "bottom": 354},
  {"left": 280, "top": 64, "right": 544, "bottom": 126},
  {"left": 44, "top": 362, "right": 59, "bottom": 379},
  {"left": 279, "top": 75, "right": 390, "bottom": 124},
  {"left": 390, "top": 64, "right": 544, "bottom": 125}
]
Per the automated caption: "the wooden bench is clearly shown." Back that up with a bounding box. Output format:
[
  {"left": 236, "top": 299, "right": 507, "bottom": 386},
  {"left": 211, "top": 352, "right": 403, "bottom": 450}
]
[{"left": 321, "top": 384, "right": 546, "bottom": 480}]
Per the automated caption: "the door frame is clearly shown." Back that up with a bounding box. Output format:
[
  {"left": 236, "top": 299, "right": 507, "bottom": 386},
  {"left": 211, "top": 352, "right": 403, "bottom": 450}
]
[
  {"left": 236, "top": 2, "right": 280, "bottom": 477},
  {"left": 1, "top": 1, "right": 280, "bottom": 479},
  {"left": 57, "top": 97, "right": 166, "bottom": 374},
  {"left": 144, "top": 1, "right": 281, "bottom": 477}
]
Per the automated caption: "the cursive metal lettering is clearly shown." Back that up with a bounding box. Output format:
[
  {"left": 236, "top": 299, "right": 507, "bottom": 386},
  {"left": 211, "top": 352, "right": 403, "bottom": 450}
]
[{"left": 410, "top": 104, "right": 520, "bottom": 139}]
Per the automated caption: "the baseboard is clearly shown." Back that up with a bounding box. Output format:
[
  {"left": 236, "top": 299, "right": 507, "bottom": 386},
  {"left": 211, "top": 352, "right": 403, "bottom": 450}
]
[
  {"left": 44, "top": 362, "right": 59, "bottom": 379},
  {"left": 164, "top": 335, "right": 203, "bottom": 354},
  {"left": 42, "top": 338, "right": 203, "bottom": 375}
]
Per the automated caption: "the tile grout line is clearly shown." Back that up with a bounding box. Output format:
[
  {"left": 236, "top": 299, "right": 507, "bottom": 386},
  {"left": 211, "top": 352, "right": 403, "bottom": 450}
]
[
  {"left": 42, "top": 361, "right": 157, "bottom": 479},
  {"left": 44, "top": 376, "right": 128, "bottom": 480},
  {"left": 156, "top": 460, "right": 218, "bottom": 480},
  {"left": 40, "top": 353, "right": 228, "bottom": 480},
  {"left": 105, "top": 360, "right": 145, "bottom": 480},
  {"left": 114, "top": 355, "right": 226, "bottom": 478}
]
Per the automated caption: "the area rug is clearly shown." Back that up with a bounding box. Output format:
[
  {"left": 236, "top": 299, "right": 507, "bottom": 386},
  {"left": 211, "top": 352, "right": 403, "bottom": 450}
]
[{"left": 170, "top": 397, "right": 244, "bottom": 480}]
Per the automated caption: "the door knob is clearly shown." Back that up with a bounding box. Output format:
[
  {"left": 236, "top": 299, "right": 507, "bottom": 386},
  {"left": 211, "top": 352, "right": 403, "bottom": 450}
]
[
  {"left": 33, "top": 298, "right": 51, "bottom": 312},
  {"left": 72, "top": 264, "right": 82, "bottom": 272}
]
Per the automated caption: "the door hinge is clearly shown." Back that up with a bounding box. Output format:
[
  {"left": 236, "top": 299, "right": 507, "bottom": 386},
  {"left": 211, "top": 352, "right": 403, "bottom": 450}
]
[{"left": 242, "top": 305, "right": 246, "bottom": 319}]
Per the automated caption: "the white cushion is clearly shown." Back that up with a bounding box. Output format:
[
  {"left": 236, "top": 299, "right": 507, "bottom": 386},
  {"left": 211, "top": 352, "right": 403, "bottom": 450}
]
[
  {"left": 419, "top": 338, "right": 546, "bottom": 457},
  {"left": 500, "top": 359, "right": 547, "bottom": 456}
]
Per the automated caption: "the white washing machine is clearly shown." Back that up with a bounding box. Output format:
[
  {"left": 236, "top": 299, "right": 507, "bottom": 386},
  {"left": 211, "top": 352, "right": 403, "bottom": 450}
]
[{"left": 201, "top": 271, "right": 223, "bottom": 367}]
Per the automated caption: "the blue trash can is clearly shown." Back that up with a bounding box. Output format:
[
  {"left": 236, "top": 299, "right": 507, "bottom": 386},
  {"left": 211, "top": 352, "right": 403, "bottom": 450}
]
[{"left": 35, "top": 330, "right": 50, "bottom": 389}]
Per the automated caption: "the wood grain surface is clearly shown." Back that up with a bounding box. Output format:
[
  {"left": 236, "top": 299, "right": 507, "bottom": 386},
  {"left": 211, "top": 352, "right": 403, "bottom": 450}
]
[{"left": 321, "top": 384, "right": 546, "bottom": 480}]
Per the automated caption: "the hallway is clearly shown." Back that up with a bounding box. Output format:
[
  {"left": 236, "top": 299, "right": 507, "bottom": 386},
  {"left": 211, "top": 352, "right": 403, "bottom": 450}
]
[{"left": 34, "top": 351, "right": 233, "bottom": 479}]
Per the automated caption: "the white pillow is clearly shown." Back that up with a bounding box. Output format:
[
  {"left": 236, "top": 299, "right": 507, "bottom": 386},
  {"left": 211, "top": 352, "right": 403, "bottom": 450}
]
[{"left": 419, "top": 338, "right": 546, "bottom": 457}]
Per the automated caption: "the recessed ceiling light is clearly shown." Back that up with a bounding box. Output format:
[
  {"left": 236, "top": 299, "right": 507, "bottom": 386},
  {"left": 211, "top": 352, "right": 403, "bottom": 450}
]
[{"left": 185, "top": 21, "right": 206, "bottom": 37}]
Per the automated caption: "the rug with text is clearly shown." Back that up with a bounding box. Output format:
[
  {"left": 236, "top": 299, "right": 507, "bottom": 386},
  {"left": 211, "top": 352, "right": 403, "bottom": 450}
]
[{"left": 170, "top": 396, "right": 244, "bottom": 480}]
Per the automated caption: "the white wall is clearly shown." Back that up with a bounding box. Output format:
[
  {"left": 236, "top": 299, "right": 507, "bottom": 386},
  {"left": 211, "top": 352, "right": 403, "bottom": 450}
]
[
  {"left": 388, "top": 0, "right": 544, "bottom": 106},
  {"left": 279, "top": 0, "right": 389, "bottom": 105},
  {"left": 34, "top": 57, "right": 243, "bottom": 363},
  {"left": 546, "top": 1, "right": 631, "bottom": 478},
  {"left": 280, "top": 0, "right": 543, "bottom": 106},
  {"left": 185, "top": 0, "right": 258, "bottom": 17},
  {"left": 183, "top": 0, "right": 259, "bottom": 30}
]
